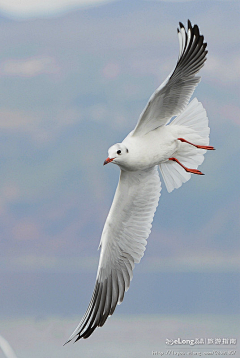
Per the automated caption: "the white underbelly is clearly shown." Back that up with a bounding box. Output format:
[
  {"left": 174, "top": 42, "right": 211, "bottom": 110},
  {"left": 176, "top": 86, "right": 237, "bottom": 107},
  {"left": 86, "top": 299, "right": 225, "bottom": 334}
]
[{"left": 122, "top": 126, "right": 179, "bottom": 171}]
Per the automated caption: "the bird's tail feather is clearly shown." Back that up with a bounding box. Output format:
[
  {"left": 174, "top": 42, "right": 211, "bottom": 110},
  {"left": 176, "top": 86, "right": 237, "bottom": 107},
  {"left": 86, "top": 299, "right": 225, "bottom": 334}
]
[{"left": 159, "top": 98, "right": 210, "bottom": 193}]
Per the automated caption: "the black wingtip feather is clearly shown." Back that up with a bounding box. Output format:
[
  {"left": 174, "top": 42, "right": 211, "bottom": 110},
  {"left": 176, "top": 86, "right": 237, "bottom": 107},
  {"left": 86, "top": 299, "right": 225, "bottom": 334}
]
[
  {"left": 74, "top": 335, "right": 81, "bottom": 343},
  {"left": 171, "top": 20, "right": 208, "bottom": 81},
  {"left": 66, "top": 266, "right": 127, "bottom": 342},
  {"left": 63, "top": 340, "right": 71, "bottom": 346},
  {"left": 179, "top": 21, "right": 185, "bottom": 29},
  {"left": 193, "top": 24, "right": 200, "bottom": 38}
]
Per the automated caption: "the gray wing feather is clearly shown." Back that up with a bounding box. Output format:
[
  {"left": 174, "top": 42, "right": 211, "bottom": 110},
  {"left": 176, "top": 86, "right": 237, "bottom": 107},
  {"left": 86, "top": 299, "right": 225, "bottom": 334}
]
[
  {"left": 65, "top": 166, "right": 161, "bottom": 342},
  {"left": 133, "top": 20, "right": 208, "bottom": 136}
]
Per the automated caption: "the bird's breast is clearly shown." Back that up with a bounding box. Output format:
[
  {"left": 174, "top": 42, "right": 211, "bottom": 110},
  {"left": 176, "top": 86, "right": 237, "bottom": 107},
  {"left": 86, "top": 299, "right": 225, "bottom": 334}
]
[{"left": 122, "top": 126, "right": 178, "bottom": 171}]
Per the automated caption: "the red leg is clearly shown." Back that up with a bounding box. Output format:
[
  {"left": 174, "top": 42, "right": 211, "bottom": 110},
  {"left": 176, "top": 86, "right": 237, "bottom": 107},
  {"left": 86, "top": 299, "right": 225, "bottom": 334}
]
[
  {"left": 169, "top": 157, "right": 204, "bottom": 175},
  {"left": 178, "top": 137, "right": 215, "bottom": 150}
]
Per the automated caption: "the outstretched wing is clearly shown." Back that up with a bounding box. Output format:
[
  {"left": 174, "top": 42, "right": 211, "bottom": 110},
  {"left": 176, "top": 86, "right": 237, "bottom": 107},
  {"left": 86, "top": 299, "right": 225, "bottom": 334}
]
[
  {"left": 133, "top": 20, "right": 208, "bottom": 136},
  {"left": 65, "top": 166, "right": 161, "bottom": 342}
]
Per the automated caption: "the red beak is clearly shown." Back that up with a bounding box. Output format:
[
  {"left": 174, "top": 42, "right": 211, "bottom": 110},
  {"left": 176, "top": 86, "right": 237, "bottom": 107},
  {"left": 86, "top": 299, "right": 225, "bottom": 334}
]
[{"left": 103, "top": 157, "right": 114, "bottom": 165}]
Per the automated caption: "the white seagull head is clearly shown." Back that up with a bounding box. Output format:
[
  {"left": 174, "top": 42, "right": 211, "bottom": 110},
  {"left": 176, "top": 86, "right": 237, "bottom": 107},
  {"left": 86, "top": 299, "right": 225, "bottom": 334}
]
[{"left": 104, "top": 142, "right": 129, "bottom": 166}]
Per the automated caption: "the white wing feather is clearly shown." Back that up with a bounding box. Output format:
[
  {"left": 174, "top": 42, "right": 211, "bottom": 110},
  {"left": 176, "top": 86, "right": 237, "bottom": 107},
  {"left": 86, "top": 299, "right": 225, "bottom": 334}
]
[
  {"left": 66, "top": 166, "right": 161, "bottom": 342},
  {"left": 133, "top": 20, "right": 207, "bottom": 136},
  {"left": 159, "top": 98, "right": 210, "bottom": 192}
]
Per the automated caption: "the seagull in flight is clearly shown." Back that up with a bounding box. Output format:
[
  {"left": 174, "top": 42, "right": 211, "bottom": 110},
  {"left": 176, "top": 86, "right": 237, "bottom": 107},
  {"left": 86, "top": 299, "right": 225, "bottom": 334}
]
[{"left": 65, "top": 20, "right": 214, "bottom": 343}]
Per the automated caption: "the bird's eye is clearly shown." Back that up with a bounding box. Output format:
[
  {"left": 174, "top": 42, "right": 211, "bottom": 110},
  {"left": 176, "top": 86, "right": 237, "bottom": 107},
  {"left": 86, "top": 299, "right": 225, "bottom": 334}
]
[{"left": 117, "top": 150, "right": 121, "bottom": 155}]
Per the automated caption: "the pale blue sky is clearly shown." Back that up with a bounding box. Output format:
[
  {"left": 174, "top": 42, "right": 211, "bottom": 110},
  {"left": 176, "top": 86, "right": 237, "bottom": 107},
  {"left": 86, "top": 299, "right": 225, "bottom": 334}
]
[
  {"left": 0, "top": 0, "right": 232, "bottom": 18},
  {"left": 0, "top": 0, "right": 114, "bottom": 17}
]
